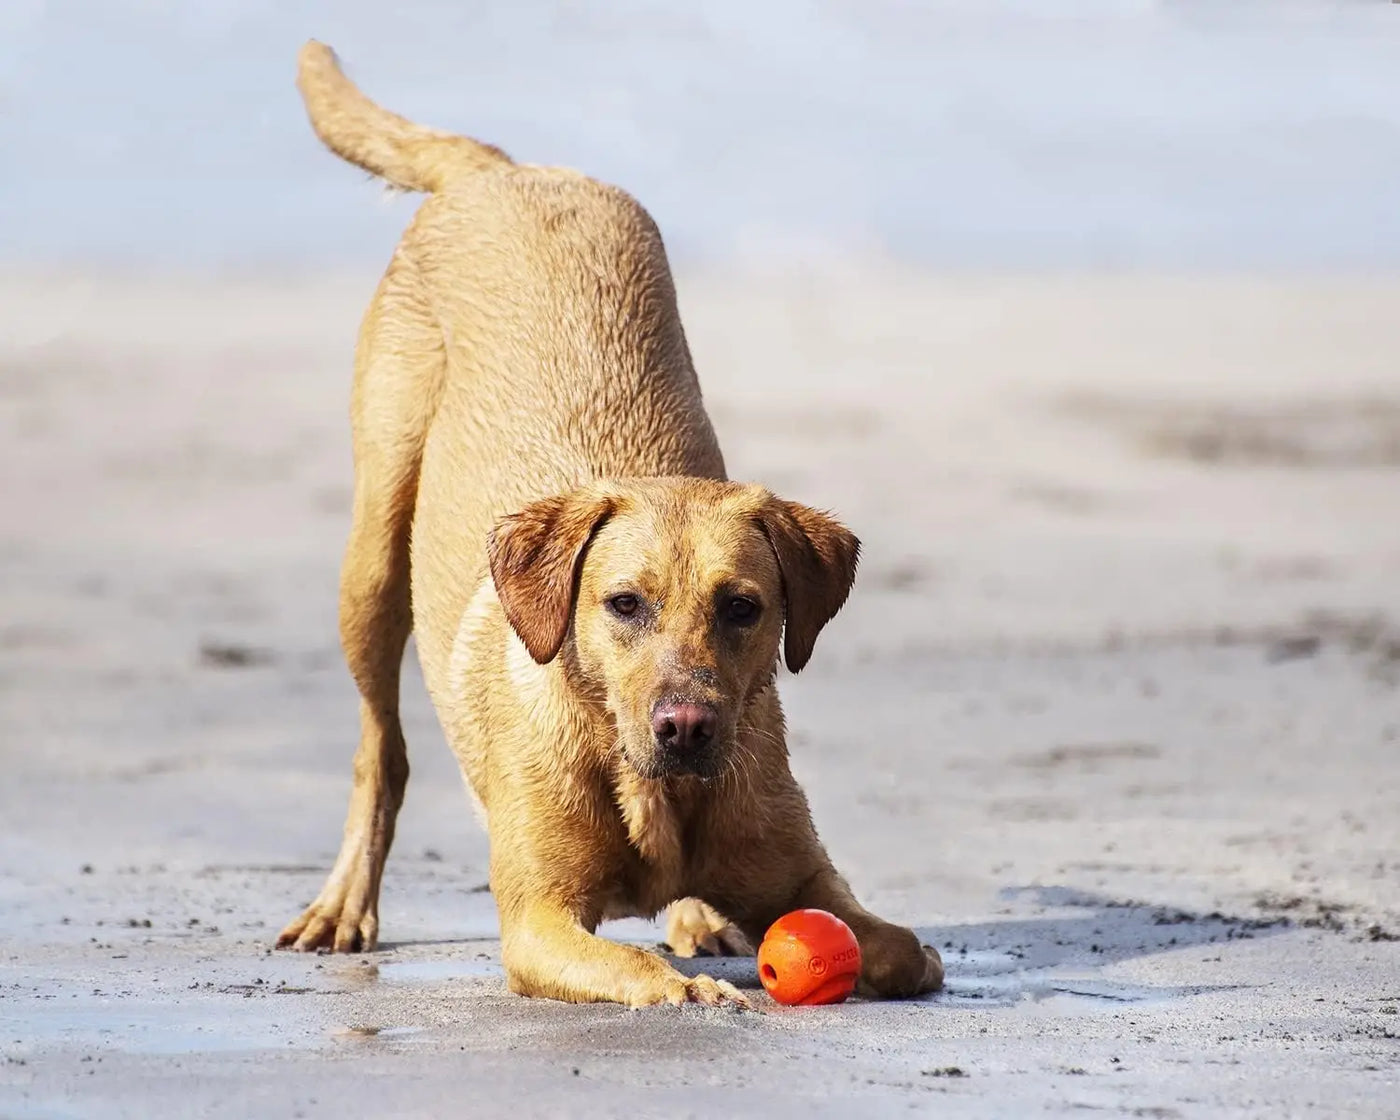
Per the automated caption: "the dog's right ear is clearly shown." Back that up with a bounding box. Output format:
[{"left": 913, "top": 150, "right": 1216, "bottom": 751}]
[{"left": 488, "top": 491, "right": 614, "bottom": 664}]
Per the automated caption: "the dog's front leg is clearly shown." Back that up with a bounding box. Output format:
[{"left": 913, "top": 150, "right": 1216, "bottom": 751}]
[{"left": 499, "top": 897, "right": 749, "bottom": 1009}]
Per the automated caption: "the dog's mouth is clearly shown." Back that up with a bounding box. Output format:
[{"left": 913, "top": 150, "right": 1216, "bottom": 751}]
[{"left": 620, "top": 737, "right": 730, "bottom": 782}]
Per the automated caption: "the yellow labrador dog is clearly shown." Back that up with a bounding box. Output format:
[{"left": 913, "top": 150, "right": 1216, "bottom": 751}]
[{"left": 278, "top": 42, "right": 944, "bottom": 1008}]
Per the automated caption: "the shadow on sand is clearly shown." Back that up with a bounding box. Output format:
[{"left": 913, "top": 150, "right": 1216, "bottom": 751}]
[{"left": 668, "top": 885, "right": 1288, "bottom": 1007}]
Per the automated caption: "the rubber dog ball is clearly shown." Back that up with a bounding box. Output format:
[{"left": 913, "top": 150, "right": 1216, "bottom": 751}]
[{"left": 757, "top": 909, "right": 862, "bottom": 1005}]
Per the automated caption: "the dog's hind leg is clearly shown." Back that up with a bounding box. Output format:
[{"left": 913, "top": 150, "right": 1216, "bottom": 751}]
[
  {"left": 278, "top": 250, "right": 444, "bottom": 953},
  {"left": 665, "top": 898, "right": 753, "bottom": 958}
]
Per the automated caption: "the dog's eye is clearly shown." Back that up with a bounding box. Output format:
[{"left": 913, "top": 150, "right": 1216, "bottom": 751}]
[
  {"left": 607, "top": 593, "right": 641, "bottom": 619},
  {"left": 725, "top": 596, "right": 760, "bottom": 625}
]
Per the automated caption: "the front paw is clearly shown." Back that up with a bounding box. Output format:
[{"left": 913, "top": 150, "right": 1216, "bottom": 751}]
[
  {"left": 857, "top": 924, "right": 944, "bottom": 998},
  {"left": 642, "top": 972, "right": 751, "bottom": 1010}
]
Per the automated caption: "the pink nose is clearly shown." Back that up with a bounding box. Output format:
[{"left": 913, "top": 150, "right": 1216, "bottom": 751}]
[{"left": 651, "top": 702, "right": 717, "bottom": 753}]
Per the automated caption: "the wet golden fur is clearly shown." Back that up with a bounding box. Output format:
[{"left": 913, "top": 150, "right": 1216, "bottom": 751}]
[{"left": 277, "top": 41, "right": 943, "bottom": 1006}]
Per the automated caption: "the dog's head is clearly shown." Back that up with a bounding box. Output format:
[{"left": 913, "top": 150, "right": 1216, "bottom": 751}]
[{"left": 488, "top": 478, "right": 859, "bottom": 779}]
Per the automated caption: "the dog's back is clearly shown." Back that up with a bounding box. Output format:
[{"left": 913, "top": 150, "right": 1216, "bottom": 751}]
[{"left": 296, "top": 43, "right": 725, "bottom": 688}]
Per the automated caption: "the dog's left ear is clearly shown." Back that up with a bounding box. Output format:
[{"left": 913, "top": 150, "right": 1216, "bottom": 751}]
[
  {"left": 488, "top": 491, "right": 614, "bottom": 664},
  {"left": 756, "top": 498, "right": 860, "bottom": 673}
]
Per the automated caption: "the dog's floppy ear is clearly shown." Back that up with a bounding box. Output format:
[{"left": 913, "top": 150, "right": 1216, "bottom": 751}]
[
  {"left": 756, "top": 498, "right": 860, "bottom": 673},
  {"left": 488, "top": 491, "right": 614, "bottom": 664}
]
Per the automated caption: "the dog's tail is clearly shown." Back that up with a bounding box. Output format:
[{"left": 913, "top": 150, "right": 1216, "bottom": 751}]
[{"left": 296, "top": 41, "right": 512, "bottom": 193}]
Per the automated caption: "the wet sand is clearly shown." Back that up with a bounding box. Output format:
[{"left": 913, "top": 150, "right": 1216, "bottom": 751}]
[{"left": 2, "top": 269, "right": 1398, "bottom": 1116}]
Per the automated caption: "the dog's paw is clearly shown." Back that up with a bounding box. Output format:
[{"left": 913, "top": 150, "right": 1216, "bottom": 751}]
[
  {"left": 679, "top": 974, "right": 751, "bottom": 1009},
  {"left": 276, "top": 862, "right": 380, "bottom": 953},
  {"left": 856, "top": 924, "right": 944, "bottom": 998},
  {"left": 635, "top": 972, "right": 750, "bottom": 1010},
  {"left": 919, "top": 944, "right": 945, "bottom": 992},
  {"left": 664, "top": 898, "right": 753, "bottom": 958}
]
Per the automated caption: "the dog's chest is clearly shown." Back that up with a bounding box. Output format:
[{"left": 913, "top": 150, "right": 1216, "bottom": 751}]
[
  {"left": 613, "top": 774, "right": 693, "bottom": 910},
  {"left": 621, "top": 785, "right": 680, "bottom": 867}
]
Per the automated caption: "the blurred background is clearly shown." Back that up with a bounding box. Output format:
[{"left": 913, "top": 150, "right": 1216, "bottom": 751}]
[
  {"left": 3, "top": 0, "right": 1399, "bottom": 882},
  {"left": 4, "top": 0, "right": 1400, "bottom": 272}
]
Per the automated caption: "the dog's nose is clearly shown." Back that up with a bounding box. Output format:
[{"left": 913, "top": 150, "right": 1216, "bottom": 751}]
[{"left": 651, "top": 702, "right": 717, "bottom": 754}]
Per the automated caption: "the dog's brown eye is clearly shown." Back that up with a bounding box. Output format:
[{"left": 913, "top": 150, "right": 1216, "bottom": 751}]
[
  {"left": 607, "top": 594, "right": 640, "bottom": 618},
  {"left": 725, "top": 596, "right": 760, "bottom": 625}
]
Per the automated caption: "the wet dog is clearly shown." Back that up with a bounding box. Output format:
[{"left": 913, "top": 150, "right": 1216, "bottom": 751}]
[{"left": 277, "top": 42, "right": 943, "bottom": 1006}]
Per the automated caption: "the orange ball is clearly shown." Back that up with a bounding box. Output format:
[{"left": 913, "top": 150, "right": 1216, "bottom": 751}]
[{"left": 757, "top": 909, "right": 862, "bottom": 1005}]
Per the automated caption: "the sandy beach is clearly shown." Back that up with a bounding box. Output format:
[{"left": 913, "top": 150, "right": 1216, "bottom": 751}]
[{"left": 1, "top": 267, "right": 1397, "bottom": 1116}]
